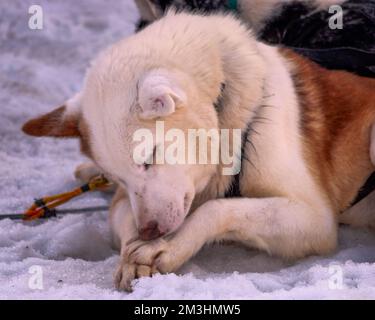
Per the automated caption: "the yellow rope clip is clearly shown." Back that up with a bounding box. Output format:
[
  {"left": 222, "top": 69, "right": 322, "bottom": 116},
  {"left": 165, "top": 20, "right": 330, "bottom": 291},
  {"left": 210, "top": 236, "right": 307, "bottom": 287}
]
[{"left": 23, "top": 175, "right": 112, "bottom": 221}]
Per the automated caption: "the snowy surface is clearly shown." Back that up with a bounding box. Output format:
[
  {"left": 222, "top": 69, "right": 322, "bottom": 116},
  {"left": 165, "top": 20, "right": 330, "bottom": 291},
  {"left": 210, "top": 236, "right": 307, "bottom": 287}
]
[{"left": 1, "top": 0, "right": 375, "bottom": 300}]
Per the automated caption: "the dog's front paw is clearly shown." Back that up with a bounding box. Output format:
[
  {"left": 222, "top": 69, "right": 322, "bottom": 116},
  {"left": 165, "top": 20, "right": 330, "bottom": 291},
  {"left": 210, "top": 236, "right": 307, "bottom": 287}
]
[
  {"left": 115, "top": 238, "right": 184, "bottom": 291},
  {"left": 75, "top": 162, "right": 116, "bottom": 192},
  {"left": 125, "top": 238, "right": 179, "bottom": 274},
  {"left": 74, "top": 162, "right": 102, "bottom": 182},
  {"left": 114, "top": 259, "right": 159, "bottom": 292}
]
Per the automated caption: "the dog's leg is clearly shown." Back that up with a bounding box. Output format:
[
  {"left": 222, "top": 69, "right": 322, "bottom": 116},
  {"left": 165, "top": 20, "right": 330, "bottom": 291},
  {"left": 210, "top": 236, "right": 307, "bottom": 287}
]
[
  {"left": 123, "top": 197, "right": 337, "bottom": 287},
  {"left": 110, "top": 188, "right": 160, "bottom": 291},
  {"left": 339, "top": 190, "right": 375, "bottom": 229},
  {"left": 74, "top": 162, "right": 117, "bottom": 192},
  {"left": 74, "top": 162, "right": 102, "bottom": 182}
]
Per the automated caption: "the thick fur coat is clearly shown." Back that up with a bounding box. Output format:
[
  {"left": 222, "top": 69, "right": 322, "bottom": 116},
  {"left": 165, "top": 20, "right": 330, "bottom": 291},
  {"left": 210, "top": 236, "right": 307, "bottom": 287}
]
[{"left": 22, "top": 12, "right": 375, "bottom": 291}]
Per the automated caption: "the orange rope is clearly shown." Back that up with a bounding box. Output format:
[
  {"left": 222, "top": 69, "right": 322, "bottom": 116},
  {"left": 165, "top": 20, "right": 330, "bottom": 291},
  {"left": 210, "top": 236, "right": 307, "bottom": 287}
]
[{"left": 23, "top": 175, "right": 112, "bottom": 221}]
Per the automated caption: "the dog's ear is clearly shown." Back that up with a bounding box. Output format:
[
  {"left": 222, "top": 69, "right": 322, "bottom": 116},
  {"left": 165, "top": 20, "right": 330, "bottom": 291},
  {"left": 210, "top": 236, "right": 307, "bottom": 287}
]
[
  {"left": 22, "top": 93, "right": 82, "bottom": 138},
  {"left": 138, "top": 70, "right": 187, "bottom": 120}
]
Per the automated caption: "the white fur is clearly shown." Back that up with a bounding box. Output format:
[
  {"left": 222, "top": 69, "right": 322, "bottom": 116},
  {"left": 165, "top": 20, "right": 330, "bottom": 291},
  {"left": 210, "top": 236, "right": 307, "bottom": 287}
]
[
  {"left": 68, "top": 12, "right": 343, "bottom": 291},
  {"left": 243, "top": 43, "right": 329, "bottom": 210},
  {"left": 54, "top": 10, "right": 375, "bottom": 292},
  {"left": 65, "top": 91, "right": 83, "bottom": 116}
]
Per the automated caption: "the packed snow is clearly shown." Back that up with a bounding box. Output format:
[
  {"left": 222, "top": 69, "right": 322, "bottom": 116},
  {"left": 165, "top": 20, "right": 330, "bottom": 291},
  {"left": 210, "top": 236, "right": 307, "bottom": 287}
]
[{"left": 0, "top": 0, "right": 374, "bottom": 300}]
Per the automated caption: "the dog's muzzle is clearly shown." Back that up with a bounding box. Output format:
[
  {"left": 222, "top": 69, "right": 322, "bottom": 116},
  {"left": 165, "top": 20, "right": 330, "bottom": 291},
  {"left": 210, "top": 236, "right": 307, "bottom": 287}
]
[{"left": 138, "top": 220, "right": 165, "bottom": 241}]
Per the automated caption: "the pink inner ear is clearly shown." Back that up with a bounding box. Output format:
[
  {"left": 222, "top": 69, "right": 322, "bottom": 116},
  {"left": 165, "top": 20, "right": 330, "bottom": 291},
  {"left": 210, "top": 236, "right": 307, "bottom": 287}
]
[
  {"left": 152, "top": 98, "right": 165, "bottom": 111},
  {"left": 140, "top": 93, "right": 175, "bottom": 119}
]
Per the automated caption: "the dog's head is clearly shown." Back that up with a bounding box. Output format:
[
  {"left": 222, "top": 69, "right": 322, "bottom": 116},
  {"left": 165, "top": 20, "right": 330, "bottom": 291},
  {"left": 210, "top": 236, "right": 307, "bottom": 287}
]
[{"left": 22, "top": 45, "right": 221, "bottom": 240}]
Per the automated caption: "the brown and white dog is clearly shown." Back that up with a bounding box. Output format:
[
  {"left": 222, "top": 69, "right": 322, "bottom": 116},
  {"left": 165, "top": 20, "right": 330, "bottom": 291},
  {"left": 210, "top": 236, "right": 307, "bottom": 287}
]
[{"left": 22, "top": 12, "right": 375, "bottom": 291}]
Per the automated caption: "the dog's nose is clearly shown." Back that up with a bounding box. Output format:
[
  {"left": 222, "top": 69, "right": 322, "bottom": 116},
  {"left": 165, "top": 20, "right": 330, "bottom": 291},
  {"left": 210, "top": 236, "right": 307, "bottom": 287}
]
[{"left": 138, "top": 220, "right": 163, "bottom": 241}]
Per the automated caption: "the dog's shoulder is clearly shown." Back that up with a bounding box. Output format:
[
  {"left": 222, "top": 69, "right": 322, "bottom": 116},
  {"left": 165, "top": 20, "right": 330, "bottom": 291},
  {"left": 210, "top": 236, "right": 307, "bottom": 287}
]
[{"left": 280, "top": 48, "right": 375, "bottom": 211}]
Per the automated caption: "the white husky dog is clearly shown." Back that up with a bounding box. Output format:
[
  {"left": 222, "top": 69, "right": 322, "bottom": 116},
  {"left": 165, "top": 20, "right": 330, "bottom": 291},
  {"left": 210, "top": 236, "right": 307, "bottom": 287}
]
[{"left": 22, "top": 12, "right": 375, "bottom": 291}]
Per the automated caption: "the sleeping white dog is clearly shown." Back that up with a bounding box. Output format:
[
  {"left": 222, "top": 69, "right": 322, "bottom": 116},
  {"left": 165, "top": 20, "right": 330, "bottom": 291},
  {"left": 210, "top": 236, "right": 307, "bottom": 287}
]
[{"left": 22, "top": 12, "right": 375, "bottom": 291}]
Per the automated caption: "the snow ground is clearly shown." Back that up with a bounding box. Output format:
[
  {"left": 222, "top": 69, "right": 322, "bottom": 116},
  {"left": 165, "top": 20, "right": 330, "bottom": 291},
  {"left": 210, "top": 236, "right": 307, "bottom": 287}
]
[{"left": 0, "top": 0, "right": 375, "bottom": 300}]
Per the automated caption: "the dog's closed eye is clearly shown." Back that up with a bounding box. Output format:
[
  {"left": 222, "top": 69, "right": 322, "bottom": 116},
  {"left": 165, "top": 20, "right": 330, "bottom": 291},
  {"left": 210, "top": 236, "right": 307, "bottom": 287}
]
[{"left": 143, "top": 145, "right": 157, "bottom": 170}]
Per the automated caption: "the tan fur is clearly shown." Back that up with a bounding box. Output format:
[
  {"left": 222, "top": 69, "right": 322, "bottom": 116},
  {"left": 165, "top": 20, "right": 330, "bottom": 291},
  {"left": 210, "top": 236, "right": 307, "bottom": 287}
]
[
  {"left": 371, "top": 124, "right": 375, "bottom": 165},
  {"left": 281, "top": 49, "right": 375, "bottom": 213},
  {"left": 22, "top": 106, "right": 80, "bottom": 138}
]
